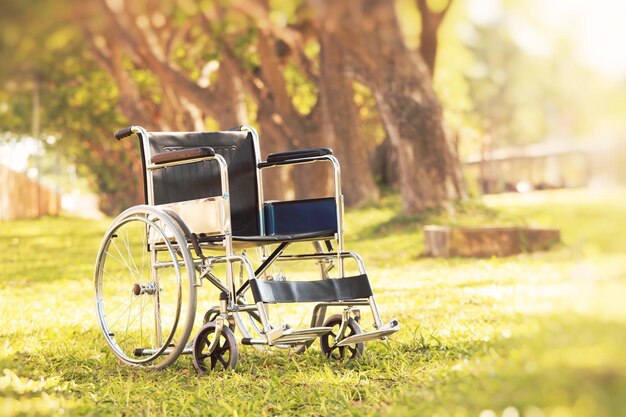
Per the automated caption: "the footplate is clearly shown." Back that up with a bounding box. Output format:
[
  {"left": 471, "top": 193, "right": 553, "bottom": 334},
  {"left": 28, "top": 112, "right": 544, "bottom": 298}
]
[
  {"left": 335, "top": 319, "right": 400, "bottom": 346},
  {"left": 241, "top": 326, "right": 333, "bottom": 346},
  {"left": 273, "top": 326, "right": 333, "bottom": 345}
]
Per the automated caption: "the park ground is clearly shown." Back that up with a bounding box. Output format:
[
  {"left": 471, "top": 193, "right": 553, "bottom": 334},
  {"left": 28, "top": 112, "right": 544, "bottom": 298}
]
[{"left": 1, "top": 188, "right": 625, "bottom": 416}]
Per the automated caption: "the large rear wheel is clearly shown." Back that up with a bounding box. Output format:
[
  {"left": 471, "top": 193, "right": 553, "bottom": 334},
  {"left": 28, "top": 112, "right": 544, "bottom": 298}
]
[{"left": 94, "top": 206, "right": 197, "bottom": 369}]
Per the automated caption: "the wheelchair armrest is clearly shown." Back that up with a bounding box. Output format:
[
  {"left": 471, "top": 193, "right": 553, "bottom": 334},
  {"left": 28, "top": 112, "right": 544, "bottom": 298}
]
[
  {"left": 262, "top": 148, "right": 333, "bottom": 166},
  {"left": 151, "top": 147, "right": 216, "bottom": 165},
  {"left": 267, "top": 148, "right": 332, "bottom": 163}
]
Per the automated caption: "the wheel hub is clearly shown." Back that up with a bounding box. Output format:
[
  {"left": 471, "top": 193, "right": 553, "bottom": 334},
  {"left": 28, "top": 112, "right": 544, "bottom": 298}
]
[{"left": 132, "top": 282, "right": 158, "bottom": 296}]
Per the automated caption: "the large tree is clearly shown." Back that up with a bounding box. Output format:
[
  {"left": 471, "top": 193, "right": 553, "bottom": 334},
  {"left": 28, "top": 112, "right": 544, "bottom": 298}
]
[
  {"left": 309, "top": 0, "right": 466, "bottom": 212},
  {"left": 76, "top": 0, "right": 380, "bottom": 205},
  {"left": 3, "top": 0, "right": 466, "bottom": 214},
  {"left": 0, "top": 0, "right": 145, "bottom": 214},
  {"left": 416, "top": 0, "right": 454, "bottom": 76}
]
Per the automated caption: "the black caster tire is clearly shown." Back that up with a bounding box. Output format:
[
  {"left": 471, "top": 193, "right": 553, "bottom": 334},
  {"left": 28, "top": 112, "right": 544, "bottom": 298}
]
[
  {"left": 320, "top": 314, "right": 365, "bottom": 360},
  {"left": 193, "top": 322, "right": 238, "bottom": 373}
]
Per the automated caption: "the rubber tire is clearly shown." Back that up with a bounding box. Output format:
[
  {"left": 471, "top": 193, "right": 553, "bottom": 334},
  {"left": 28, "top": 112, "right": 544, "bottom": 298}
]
[
  {"left": 193, "top": 322, "right": 239, "bottom": 373},
  {"left": 94, "top": 205, "right": 197, "bottom": 369},
  {"left": 320, "top": 314, "right": 365, "bottom": 360}
]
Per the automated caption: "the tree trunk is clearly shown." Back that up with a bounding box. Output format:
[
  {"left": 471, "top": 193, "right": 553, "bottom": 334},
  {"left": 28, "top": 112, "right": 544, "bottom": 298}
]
[
  {"left": 256, "top": 110, "right": 294, "bottom": 201},
  {"left": 290, "top": 111, "right": 331, "bottom": 201},
  {"left": 416, "top": 0, "right": 453, "bottom": 76},
  {"left": 373, "top": 136, "right": 400, "bottom": 187},
  {"left": 318, "top": 32, "right": 379, "bottom": 206},
  {"left": 371, "top": 66, "right": 465, "bottom": 211},
  {"left": 309, "top": 0, "right": 466, "bottom": 213},
  {"left": 254, "top": 29, "right": 330, "bottom": 200},
  {"left": 213, "top": 58, "right": 248, "bottom": 128}
]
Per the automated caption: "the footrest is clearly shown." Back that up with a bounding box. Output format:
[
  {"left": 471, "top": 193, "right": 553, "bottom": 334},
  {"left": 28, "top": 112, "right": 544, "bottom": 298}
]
[
  {"left": 271, "top": 326, "right": 332, "bottom": 345},
  {"left": 336, "top": 319, "right": 400, "bottom": 346}
]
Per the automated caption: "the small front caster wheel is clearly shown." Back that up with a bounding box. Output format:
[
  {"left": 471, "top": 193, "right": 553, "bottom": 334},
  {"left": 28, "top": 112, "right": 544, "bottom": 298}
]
[
  {"left": 193, "top": 322, "right": 238, "bottom": 373},
  {"left": 320, "top": 314, "right": 365, "bottom": 360}
]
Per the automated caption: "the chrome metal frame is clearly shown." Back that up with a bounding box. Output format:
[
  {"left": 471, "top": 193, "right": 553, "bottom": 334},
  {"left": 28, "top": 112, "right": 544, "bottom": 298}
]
[
  {"left": 256, "top": 154, "right": 346, "bottom": 277},
  {"left": 240, "top": 125, "right": 266, "bottom": 236},
  {"left": 112, "top": 125, "right": 397, "bottom": 358}
]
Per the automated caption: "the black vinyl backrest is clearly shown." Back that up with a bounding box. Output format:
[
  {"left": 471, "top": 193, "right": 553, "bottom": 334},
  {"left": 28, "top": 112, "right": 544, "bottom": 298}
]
[{"left": 146, "top": 131, "right": 260, "bottom": 236}]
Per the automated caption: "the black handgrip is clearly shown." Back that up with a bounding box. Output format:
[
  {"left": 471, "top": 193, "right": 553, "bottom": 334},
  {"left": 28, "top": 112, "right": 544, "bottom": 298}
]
[
  {"left": 266, "top": 148, "right": 333, "bottom": 163},
  {"left": 114, "top": 127, "right": 134, "bottom": 140}
]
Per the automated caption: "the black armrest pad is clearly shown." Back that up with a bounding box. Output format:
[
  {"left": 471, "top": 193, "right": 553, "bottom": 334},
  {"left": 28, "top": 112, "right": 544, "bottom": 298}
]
[
  {"left": 151, "top": 147, "right": 215, "bottom": 165},
  {"left": 266, "top": 148, "right": 332, "bottom": 163}
]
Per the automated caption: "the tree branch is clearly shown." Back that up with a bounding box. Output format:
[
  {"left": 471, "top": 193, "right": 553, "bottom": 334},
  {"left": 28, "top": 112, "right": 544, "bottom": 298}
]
[{"left": 416, "top": 0, "right": 454, "bottom": 75}]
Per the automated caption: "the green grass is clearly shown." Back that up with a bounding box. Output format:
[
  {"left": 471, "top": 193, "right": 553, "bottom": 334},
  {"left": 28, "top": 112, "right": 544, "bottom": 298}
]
[{"left": 1, "top": 188, "right": 625, "bottom": 416}]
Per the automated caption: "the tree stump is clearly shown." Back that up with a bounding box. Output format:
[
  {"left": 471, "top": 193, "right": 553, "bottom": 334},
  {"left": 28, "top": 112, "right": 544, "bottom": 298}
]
[{"left": 423, "top": 226, "right": 561, "bottom": 257}]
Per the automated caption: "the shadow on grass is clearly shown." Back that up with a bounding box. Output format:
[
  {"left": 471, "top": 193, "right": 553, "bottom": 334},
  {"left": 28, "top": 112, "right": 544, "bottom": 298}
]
[
  {"left": 351, "top": 199, "right": 523, "bottom": 243},
  {"left": 3, "top": 308, "right": 625, "bottom": 417}
]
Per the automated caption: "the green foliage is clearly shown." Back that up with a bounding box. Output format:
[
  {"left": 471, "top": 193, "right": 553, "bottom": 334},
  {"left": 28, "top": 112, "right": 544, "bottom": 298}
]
[
  {"left": 1, "top": 189, "right": 625, "bottom": 416},
  {"left": 0, "top": 0, "right": 74, "bottom": 132},
  {"left": 39, "top": 53, "right": 140, "bottom": 214},
  {"left": 461, "top": 23, "right": 554, "bottom": 147},
  {"left": 353, "top": 81, "right": 386, "bottom": 147},
  {"left": 428, "top": 0, "right": 626, "bottom": 161},
  {"left": 3, "top": 0, "right": 626, "bottom": 213},
  {"left": 284, "top": 62, "right": 318, "bottom": 115},
  {"left": 0, "top": 0, "right": 143, "bottom": 213}
]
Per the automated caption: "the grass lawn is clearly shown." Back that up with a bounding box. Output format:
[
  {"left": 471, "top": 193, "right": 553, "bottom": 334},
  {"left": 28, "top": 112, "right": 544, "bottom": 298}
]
[{"left": 1, "top": 188, "right": 625, "bottom": 416}]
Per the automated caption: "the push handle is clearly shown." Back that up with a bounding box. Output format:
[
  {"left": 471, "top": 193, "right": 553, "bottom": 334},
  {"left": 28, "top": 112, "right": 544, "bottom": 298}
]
[{"left": 114, "top": 126, "right": 135, "bottom": 140}]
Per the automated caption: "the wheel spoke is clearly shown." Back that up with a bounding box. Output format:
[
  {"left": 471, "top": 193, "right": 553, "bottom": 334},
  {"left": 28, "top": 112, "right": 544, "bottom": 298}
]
[
  {"left": 124, "top": 297, "right": 142, "bottom": 339},
  {"left": 123, "top": 225, "right": 143, "bottom": 281},
  {"left": 102, "top": 265, "right": 125, "bottom": 283},
  {"left": 107, "top": 293, "right": 136, "bottom": 330},
  {"left": 215, "top": 344, "right": 229, "bottom": 355},
  {"left": 139, "top": 294, "right": 144, "bottom": 345},
  {"left": 221, "top": 339, "right": 230, "bottom": 350},
  {"left": 216, "top": 355, "right": 228, "bottom": 369},
  {"left": 110, "top": 239, "right": 140, "bottom": 282},
  {"left": 140, "top": 224, "right": 148, "bottom": 278},
  {"left": 103, "top": 293, "right": 134, "bottom": 319},
  {"left": 104, "top": 249, "right": 136, "bottom": 280}
]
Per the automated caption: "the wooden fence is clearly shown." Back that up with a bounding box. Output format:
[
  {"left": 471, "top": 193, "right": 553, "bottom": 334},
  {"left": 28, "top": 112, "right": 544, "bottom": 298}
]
[{"left": 0, "top": 164, "right": 61, "bottom": 221}]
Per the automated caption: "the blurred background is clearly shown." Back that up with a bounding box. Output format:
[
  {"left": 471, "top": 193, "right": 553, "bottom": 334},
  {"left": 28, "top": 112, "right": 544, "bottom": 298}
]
[
  {"left": 1, "top": 0, "right": 625, "bottom": 220},
  {"left": 1, "top": 3, "right": 626, "bottom": 415}
]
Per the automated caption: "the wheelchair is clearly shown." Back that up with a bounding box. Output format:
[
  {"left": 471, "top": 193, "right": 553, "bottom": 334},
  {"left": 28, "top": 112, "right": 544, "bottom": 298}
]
[{"left": 94, "top": 125, "right": 399, "bottom": 372}]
